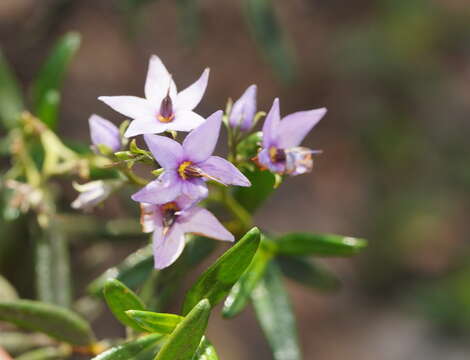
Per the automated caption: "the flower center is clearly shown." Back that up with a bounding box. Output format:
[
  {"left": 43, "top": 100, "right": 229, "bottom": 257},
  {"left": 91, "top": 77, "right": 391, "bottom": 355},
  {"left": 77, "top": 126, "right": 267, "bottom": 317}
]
[
  {"left": 158, "top": 93, "right": 174, "bottom": 123},
  {"left": 269, "top": 147, "right": 286, "bottom": 163},
  {"left": 178, "top": 161, "right": 203, "bottom": 180},
  {"left": 160, "top": 202, "right": 180, "bottom": 230}
]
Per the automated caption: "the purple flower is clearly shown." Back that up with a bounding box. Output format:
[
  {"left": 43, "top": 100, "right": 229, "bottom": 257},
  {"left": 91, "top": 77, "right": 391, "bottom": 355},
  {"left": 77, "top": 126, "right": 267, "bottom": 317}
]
[
  {"left": 139, "top": 196, "right": 234, "bottom": 269},
  {"left": 257, "top": 98, "right": 326, "bottom": 176},
  {"left": 98, "top": 55, "right": 209, "bottom": 138},
  {"left": 89, "top": 114, "right": 121, "bottom": 153},
  {"left": 132, "top": 111, "right": 251, "bottom": 204},
  {"left": 71, "top": 180, "right": 121, "bottom": 211},
  {"left": 229, "top": 84, "right": 257, "bottom": 131}
]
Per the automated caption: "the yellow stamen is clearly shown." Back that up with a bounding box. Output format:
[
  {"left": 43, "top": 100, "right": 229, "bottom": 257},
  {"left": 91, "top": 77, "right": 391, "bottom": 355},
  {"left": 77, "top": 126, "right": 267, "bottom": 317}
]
[
  {"left": 178, "top": 161, "right": 193, "bottom": 180},
  {"left": 158, "top": 114, "right": 175, "bottom": 123}
]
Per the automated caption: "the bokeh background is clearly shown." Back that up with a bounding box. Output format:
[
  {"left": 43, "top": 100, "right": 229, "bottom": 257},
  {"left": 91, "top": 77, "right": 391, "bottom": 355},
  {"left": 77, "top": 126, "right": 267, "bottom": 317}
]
[{"left": 1, "top": 0, "right": 470, "bottom": 359}]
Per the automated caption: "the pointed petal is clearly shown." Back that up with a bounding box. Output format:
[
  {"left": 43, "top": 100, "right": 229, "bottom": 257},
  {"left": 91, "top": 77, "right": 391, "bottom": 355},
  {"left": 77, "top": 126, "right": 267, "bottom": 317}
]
[
  {"left": 98, "top": 96, "right": 155, "bottom": 119},
  {"left": 143, "top": 134, "right": 183, "bottom": 169},
  {"left": 176, "top": 68, "right": 209, "bottom": 111},
  {"left": 278, "top": 108, "right": 327, "bottom": 148},
  {"left": 181, "top": 178, "right": 208, "bottom": 201},
  {"left": 124, "top": 119, "right": 169, "bottom": 137},
  {"left": 262, "top": 98, "right": 281, "bottom": 148},
  {"left": 199, "top": 156, "right": 251, "bottom": 187},
  {"left": 182, "top": 110, "right": 222, "bottom": 163},
  {"left": 131, "top": 172, "right": 182, "bottom": 204},
  {"left": 179, "top": 207, "right": 234, "bottom": 242},
  {"left": 229, "top": 84, "right": 257, "bottom": 131},
  {"left": 89, "top": 114, "right": 121, "bottom": 151},
  {"left": 166, "top": 110, "right": 205, "bottom": 132},
  {"left": 140, "top": 203, "right": 162, "bottom": 233},
  {"left": 152, "top": 224, "right": 186, "bottom": 269},
  {"left": 145, "top": 55, "right": 177, "bottom": 104}
]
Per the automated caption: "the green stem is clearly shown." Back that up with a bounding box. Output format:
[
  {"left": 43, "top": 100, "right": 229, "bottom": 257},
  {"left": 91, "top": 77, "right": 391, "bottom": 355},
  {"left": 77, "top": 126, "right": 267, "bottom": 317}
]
[
  {"left": 220, "top": 186, "right": 252, "bottom": 232},
  {"left": 120, "top": 166, "right": 149, "bottom": 186}
]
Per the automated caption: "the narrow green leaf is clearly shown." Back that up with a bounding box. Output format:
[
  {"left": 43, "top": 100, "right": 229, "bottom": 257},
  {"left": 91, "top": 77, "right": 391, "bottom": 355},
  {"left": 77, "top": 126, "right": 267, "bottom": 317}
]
[
  {"left": 251, "top": 262, "right": 301, "bottom": 360},
  {"left": 182, "top": 227, "right": 261, "bottom": 315},
  {"left": 277, "top": 256, "right": 341, "bottom": 292},
  {"left": 0, "top": 274, "right": 18, "bottom": 301},
  {"left": 35, "top": 222, "right": 72, "bottom": 308},
  {"left": 92, "top": 334, "right": 163, "bottom": 360},
  {"left": 88, "top": 244, "right": 153, "bottom": 296},
  {"left": 31, "top": 32, "right": 81, "bottom": 129},
  {"left": 274, "top": 233, "right": 367, "bottom": 257},
  {"left": 155, "top": 299, "right": 211, "bottom": 360},
  {"left": 126, "top": 310, "right": 183, "bottom": 334},
  {"left": 0, "top": 50, "right": 24, "bottom": 129},
  {"left": 222, "top": 241, "right": 273, "bottom": 318},
  {"left": 192, "top": 337, "right": 218, "bottom": 360},
  {"left": 15, "top": 346, "right": 70, "bottom": 360},
  {"left": 36, "top": 89, "right": 60, "bottom": 130},
  {"left": 103, "top": 279, "right": 146, "bottom": 331},
  {"left": 0, "top": 300, "right": 94, "bottom": 345},
  {"left": 233, "top": 168, "right": 276, "bottom": 213}
]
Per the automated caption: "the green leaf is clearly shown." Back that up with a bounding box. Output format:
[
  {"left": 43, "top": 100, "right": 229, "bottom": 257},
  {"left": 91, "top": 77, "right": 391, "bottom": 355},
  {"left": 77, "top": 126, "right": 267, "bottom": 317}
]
[
  {"left": 155, "top": 299, "right": 211, "bottom": 360},
  {"left": 36, "top": 89, "right": 60, "bottom": 131},
  {"left": 277, "top": 256, "right": 341, "bottom": 292},
  {"left": 0, "top": 50, "right": 24, "bottom": 129},
  {"left": 88, "top": 244, "right": 153, "bottom": 296},
  {"left": 0, "top": 300, "right": 94, "bottom": 345},
  {"left": 251, "top": 262, "right": 301, "bottom": 360},
  {"left": 233, "top": 168, "right": 276, "bottom": 213},
  {"left": 31, "top": 32, "right": 81, "bottom": 129},
  {"left": 92, "top": 334, "right": 163, "bottom": 360},
  {"left": 15, "top": 346, "right": 70, "bottom": 360},
  {"left": 125, "top": 310, "right": 183, "bottom": 334},
  {"left": 182, "top": 227, "right": 261, "bottom": 315},
  {"left": 0, "top": 274, "right": 18, "bottom": 301},
  {"left": 103, "top": 279, "right": 146, "bottom": 331},
  {"left": 222, "top": 240, "right": 273, "bottom": 318},
  {"left": 192, "top": 337, "right": 218, "bottom": 360},
  {"left": 274, "top": 233, "right": 367, "bottom": 257},
  {"left": 236, "top": 131, "right": 262, "bottom": 160},
  {"left": 35, "top": 222, "right": 72, "bottom": 308}
]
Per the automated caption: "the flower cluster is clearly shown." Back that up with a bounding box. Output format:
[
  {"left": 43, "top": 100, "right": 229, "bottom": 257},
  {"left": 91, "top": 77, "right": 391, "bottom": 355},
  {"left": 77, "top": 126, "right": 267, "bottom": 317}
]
[{"left": 73, "top": 55, "right": 327, "bottom": 269}]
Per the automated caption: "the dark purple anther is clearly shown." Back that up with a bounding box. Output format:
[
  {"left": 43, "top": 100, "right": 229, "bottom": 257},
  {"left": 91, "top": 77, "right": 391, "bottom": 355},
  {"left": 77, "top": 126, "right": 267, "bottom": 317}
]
[{"left": 159, "top": 92, "right": 174, "bottom": 122}]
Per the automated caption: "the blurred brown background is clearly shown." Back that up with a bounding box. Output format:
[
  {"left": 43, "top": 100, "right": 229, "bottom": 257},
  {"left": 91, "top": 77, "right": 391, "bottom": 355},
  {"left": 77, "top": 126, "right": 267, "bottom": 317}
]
[{"left": 2, "top": 0, "right": 470, "bottom": 359}]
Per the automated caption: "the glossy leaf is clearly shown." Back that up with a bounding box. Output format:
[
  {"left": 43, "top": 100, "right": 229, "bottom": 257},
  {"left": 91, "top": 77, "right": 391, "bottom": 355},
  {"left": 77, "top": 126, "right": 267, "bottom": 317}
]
[
  {"left": 222, "top": 241, "right": 273, "bottom": 318},
  {"left": 182, "top": 227, "right": 261, "bottom": 315},
  {"left": 192, "top": 337, "right": 219, "bottom": 360},
  {"left": 31, "top": 32, "right": 81, "bottom": 129},
  {"left": 278, "top": 256, "right": 341, "bottom": 292},
  {"left": 0, "top": 300, "right": 94, "bottom": 345},
  {"left": 252, "top": 261, "right": 301, "bottom": 360},
  {"left": 155, "top": 299, "right": 211, "bottom": 360},
  {"left": 0, "top": 50, "right": 24, "bottom": 129},
  {"left": 125, "top": 310, "right": 182, "bottom": 334},
  {"left": 103, "top": 279, "right": 146, "bottom": 331},
  {"left": 92, "top": 334, "right": 163, "bottom": 360},
  {"left": 233, "top": 168, "right": 276, "bottom": 213},
  {"left": 274, "top": 233, "right": 367, "bottom": 257},
  {"left": 15, "top": 346, "right": 70, "bottom": 360},
  {"left": 0, "top": 274, "right": 18, "bottom": 301},
  {"left": 88, "top": 244, "right": 153, "bottom": 296}
]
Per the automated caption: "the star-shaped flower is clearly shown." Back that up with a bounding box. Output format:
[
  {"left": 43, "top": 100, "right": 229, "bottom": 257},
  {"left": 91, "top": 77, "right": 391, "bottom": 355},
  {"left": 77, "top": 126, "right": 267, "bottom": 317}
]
[
  {"left": 139, "top": 196, "right": 234, "bottom": 269},
  {"left": 132, "top": 111, "right": 251, "bottom": 204},
  {"left": 257, "top": 98, "right": 326, "bottom": 176},
  {"left": 99, "top": 55, "right": 209, "bottom": 138}
]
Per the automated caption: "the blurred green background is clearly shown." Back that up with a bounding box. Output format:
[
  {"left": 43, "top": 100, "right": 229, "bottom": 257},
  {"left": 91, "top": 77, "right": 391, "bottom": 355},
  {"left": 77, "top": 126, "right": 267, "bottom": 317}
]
[{"left": 1, "top": 0, "right": 470, "bottom": 359}]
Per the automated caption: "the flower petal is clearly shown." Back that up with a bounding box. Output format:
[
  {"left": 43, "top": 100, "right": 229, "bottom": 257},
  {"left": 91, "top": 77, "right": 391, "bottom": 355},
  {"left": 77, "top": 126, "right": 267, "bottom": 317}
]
[
  {"left": 181, "top": 178, "right": 208, "bottom": 201},
  {"left": 182, "top": 110, "right": 222, "bottom": 163},
  {"left": 277, "top": 108, "right": 327, "bottom": 148},
  {"left": 179, "top": 207, "right": 234, "bottom": 242},
  {"left": 152, "top": 224, "right": 186, "bottom": 269},
  {"left": 198, "top": 156, "right": 251, "bottom": 187},
  {"left": 131, "top": 172, "right": 182, "bottom": 204},
  {"left": 143, "top": 134, "right": 184, "bottom": 169},
  {"left": 257, "top": 148, "right": 285, "bottom": 174},
  {"left": 166, "top": 110, "right": 205, "bottom": 132},
  {"left": 229, "top": 84, "right": 257, "bottom": 131},
  {"left": 140, "top": 203, "right": 162, "bottom": 233},
  {"left": 89, "top": 114, "right": 121, "bottom": 152},
  {"left": 98, "top": 96, "right": 155, "bottom": 119},
  {"left": 124, "top": 119, "right": 169, "bottom": 137},
  {"left": 262, "top": 98, "right": 281, "bottom": 148},
  {"left": 176, "top": 68, "right": 210, "bottom": 111},
  {"left": 144, "top": 55, "right": 177, "bottom": 104}
]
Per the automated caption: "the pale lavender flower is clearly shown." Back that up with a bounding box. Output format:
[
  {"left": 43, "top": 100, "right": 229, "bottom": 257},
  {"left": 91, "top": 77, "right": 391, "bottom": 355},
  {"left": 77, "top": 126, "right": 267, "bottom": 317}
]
[
  {"left": 132, "top": 111, "right": 251, "bottom": 204},
  {"left": 257, "top": 98, "right": 326, "bottom": 176},
  {"left": 98, "top": 55, "right": 209, "bottom": 138},
  {"left": 71, "top": 180, "right": 121, "bottom": 211},
  {"left": 139, "top": 196, "right": 234, "bottom": 269},
  {"left": 229, "top": 84, "right": 257, "bottom": 131},
  {"left": 89, "top": 114, "right": 121, "bottom": 153}
]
